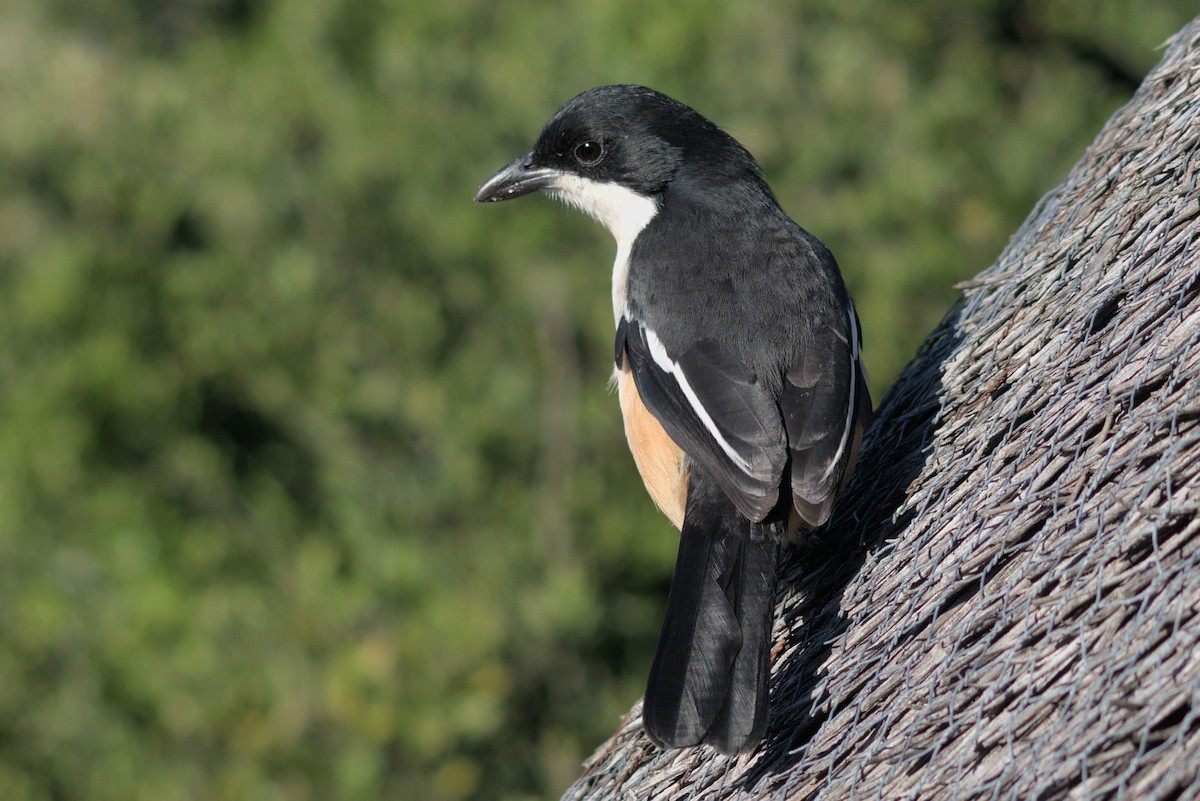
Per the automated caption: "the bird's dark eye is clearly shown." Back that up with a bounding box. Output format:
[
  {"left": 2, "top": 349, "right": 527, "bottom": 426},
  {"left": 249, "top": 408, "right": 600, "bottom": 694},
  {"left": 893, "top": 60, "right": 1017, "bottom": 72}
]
[{"left": 573, "top": 140, "right": 604, "bottom": 166}]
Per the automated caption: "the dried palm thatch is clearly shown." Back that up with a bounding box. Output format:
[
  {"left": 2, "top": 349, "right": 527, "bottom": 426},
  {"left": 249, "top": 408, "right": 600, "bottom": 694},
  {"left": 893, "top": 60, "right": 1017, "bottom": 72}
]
[{"left": 563, "top": 16, "right": 1200, "bottom": 801}]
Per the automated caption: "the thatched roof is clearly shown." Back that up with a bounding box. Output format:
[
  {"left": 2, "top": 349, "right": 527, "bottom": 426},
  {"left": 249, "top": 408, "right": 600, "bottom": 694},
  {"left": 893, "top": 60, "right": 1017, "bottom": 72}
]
[{"left": 563, "top": 16, "right": 1200, "bottom": 801}]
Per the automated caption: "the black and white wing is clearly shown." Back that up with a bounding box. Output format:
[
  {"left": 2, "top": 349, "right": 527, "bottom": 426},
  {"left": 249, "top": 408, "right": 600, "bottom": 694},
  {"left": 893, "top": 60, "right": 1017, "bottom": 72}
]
[
  {"left": 781, "top": 300, "right": 872, "bottom": 528},
  {"left": 616, "top": 315, "right": 787, "bottom": 522}
]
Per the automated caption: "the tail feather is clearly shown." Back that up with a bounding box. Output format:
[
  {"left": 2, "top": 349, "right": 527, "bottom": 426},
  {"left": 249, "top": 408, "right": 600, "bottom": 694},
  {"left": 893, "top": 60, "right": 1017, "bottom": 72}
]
[
  {"left": 703, "top": 536, "right": 778, "bottom": 750},
  {"left": 642, "top": 474, "right": 781, "bottom": 753}
]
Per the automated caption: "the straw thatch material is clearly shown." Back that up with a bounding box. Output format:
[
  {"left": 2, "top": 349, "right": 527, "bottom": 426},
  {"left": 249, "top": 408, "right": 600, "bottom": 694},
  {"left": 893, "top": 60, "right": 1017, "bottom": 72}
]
[{"left": 563, "top": 16, "right": 1200, "bottom": 801}]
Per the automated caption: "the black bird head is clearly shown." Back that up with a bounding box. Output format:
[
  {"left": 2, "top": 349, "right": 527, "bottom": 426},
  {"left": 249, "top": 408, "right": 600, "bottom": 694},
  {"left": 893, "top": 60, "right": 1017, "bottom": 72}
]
[{"left": 475, "top": 85, "right": 769, "bottom": 241}]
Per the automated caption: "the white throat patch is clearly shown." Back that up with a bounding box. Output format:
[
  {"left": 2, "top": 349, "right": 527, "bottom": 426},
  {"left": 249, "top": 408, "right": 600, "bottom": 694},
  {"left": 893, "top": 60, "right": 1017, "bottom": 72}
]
[{"left": 548, "top": 175, "right": 658, "bottom": 322}]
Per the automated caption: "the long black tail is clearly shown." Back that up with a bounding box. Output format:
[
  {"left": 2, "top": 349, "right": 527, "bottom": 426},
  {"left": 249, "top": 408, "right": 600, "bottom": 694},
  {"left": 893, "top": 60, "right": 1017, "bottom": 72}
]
[{"left": 642, "top": 472, "right": 781, "bottom": 753}]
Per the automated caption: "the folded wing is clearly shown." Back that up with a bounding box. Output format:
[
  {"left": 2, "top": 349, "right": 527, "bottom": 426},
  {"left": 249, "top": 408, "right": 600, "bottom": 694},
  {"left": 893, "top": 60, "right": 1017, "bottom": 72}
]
[
  {"left": 781, "top": 301, "right": 872, "bottom": 527},
  {"left": 616, "top": 316, "right": 787, "bottom": 522}
]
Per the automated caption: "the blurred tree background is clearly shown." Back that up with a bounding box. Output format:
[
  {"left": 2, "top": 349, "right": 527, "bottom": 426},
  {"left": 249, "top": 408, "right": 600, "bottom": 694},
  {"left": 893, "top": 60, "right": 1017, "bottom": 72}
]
[{"left": 0, "top": 2, "right": 1193, "bottom": 799}]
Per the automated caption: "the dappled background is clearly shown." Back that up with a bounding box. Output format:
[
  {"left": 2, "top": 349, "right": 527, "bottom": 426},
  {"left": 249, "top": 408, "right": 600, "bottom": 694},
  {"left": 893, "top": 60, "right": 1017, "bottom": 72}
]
[{"left": 0, "top": 2, "right": 1194, "bottom": 800}]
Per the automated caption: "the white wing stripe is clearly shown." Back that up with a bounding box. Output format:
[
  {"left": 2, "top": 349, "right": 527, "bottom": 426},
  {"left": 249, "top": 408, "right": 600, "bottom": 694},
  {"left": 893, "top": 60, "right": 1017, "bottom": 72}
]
[
  {"left": 643, "top": 327, "right": 754, "bottom": 474},
  {"left": 821, "top": 301, "right": 861, "bottom": 482}
]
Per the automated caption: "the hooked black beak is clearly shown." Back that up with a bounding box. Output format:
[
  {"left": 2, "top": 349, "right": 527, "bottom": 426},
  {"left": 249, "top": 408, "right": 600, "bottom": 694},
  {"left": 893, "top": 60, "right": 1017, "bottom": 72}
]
[{"left": 474, "top": 153, "right": 561, "bottom": 203}]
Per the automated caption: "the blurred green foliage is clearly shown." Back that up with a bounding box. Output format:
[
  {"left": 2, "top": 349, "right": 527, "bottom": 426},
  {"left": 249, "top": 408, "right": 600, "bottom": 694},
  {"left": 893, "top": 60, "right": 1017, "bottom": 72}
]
[{"left": 0, "top": 1, "right": 1192, "bottom": 799}]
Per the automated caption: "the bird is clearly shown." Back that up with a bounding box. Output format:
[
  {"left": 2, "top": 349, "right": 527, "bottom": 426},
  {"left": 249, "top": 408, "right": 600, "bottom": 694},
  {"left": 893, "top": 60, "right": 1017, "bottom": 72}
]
[{"left": 475, "top": 85, "right": 872, "bottom": 754}]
